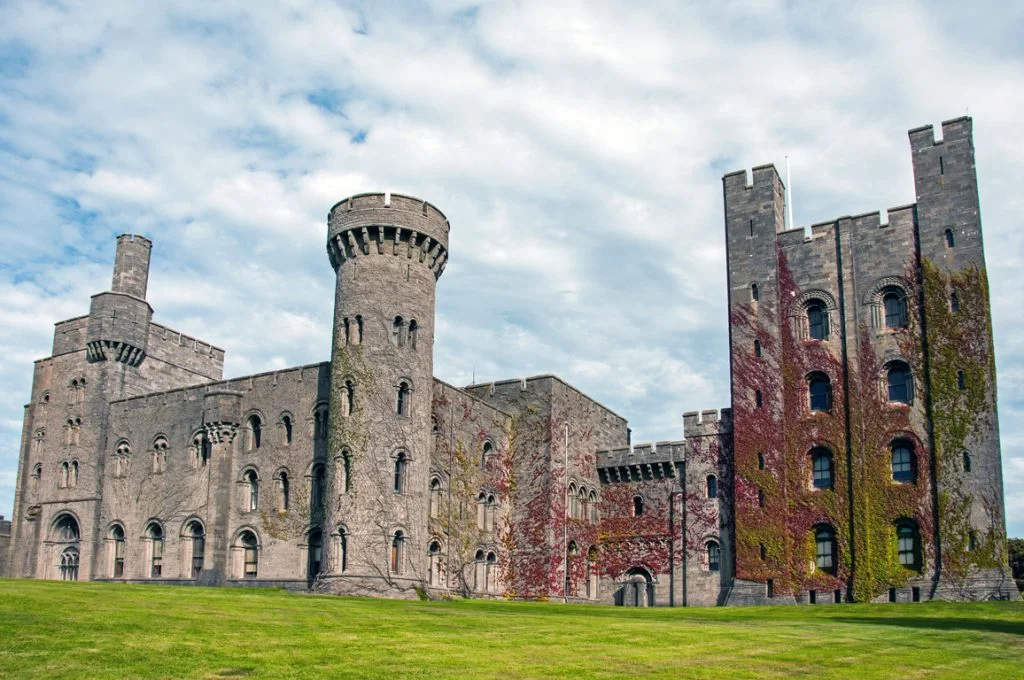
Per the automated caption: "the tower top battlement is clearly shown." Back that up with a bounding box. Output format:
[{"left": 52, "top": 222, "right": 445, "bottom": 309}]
[{"left": 326, "top": 192, "right": 449, "bottom": 278}]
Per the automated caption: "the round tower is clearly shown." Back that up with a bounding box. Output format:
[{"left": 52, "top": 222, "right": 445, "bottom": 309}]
[{"left": 324, "top": 192, "right": 449, "bottom": 595}]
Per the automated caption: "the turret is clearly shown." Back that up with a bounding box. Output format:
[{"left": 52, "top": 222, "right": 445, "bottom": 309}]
[
  {"left": 86, "top": 234, "right": 153, "bottom": 366},
  {"left": 323, "top": 193, "right": 449, "bottom": 594}
]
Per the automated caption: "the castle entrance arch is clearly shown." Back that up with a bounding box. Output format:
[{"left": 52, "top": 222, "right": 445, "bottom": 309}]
[{"left": 616, "top": 567, "right": 654, "bottom": 607}]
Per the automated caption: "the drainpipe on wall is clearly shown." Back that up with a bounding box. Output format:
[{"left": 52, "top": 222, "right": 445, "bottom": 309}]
[{"left": 563, "top": 422, "right": 569, "bottom": 604}]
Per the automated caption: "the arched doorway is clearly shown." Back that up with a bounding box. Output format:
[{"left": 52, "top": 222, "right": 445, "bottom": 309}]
[{"left": 617, "top": 567, "right": 654, "bottom": 607}]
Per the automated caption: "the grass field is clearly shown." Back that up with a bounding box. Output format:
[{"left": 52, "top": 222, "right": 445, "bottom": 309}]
[{"left": 0, "top": 580, "right": 1021, "bottom": 679}]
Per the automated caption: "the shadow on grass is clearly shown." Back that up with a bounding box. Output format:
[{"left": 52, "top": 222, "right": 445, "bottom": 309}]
[{"left": 833, "top": 616, "right": 1024, "bottom": 636}]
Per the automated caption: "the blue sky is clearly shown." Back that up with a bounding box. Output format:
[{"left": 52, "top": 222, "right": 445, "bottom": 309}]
[{"left": 0, "top": 0, "right": 1022, "bottom": 536}]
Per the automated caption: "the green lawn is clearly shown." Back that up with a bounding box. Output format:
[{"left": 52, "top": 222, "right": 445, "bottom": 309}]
[{"left": 0, "top": 580, "right": 1021, "bottom": 679}]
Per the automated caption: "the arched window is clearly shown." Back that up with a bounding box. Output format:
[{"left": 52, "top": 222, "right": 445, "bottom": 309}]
[
  {"left": 751, "top": 282, "right": 760, "bottom": 302},
  {"left": 69, "top": 460, "right": 79, "bottom": 487},
  {"left": 586, "top": 546, "right": 599, "bottom": 599},
  {"left": 114, "top": 439, "right": 131, "bottom": 478},
  {"left": 281, "top": 414, "right": 293, "bottom": 445},
  {"left": 59, "top": 548, "right": 80, "bottom": 581},
  {"left": 577, "top": 487, "right": 587, "bottom": 521},
  {"left": 191, "top": 432, "right": 211, "bottom": 468},
  {"left": 706, "top": 475, "right": 718, "bottom": 499},
  {"left": 633, "top": 495, "right": 644, "bottom": 517},
  {"left": 814, "top": 525, "right": 836, "bottom": 573},
  {"left": 187, "top": 521, "right": 205, "bottom": 578},
  {"left": 61, "top": 461, "right": 69, "bottom": 488},
  {"left": 811, "top": 448, "right": 833, "bottom": 490},
  {"left": 355, "top": 315, "right": 364, "bottom": 344},
  {"left": 962, "top": 451, "right": 972, "bottom": 473},
  {"left": 392, "top": 316, "right": 405, "bottom": 347},
  {"left": 54, "top": 514, "right": 79, "bottom": 541},
  {"left": 152, "top": 436, "right": 168, "bottom": 473},
  {"left": 754, "top": 339, "right": 762, "bottom": 358},
  {"left": 476, "top": 492, "right": 487, "bottom": 530},
  {"left": 343, "top": 317, "right": 351, "bottom": 346},
  {"left": 486, "top": 552, "right": 498, "bottom": 593},
  {"left": 706, "top": 541, "right": 721, "bottom": 572},
  {"left": 147, "top": 523, "right": 164, "bottom": 578},
  {"left": 474, "top": 549, "right": 486, "bottom": 591},
  {"left": 486, "top": 494, "right": 497, "bottom": 532},
  {"left": 950, "top": 289, "right": 960, "bottom": 313},
  {"left": 588, "top": 490, "right": 598, "bottom": 523},
  {"left": 886, "top": 362, "right": 913, "bottom": 404},
  {"left": 757, "top": 452, "right": 765, "bottom": 470},
  {"left": 896, "top": 520, "right": 919, "bottom": 570},
  {"left": 339, "top": 452, "right": 352, "bottom": 494},
  {"left": 337, "top": 528, "right": 348, "bottom": 573},
  {"left": 31, "top": 463, "right": 42, "bottom": 491},
  {"left": 807, "top": 300, "right": 828, "bottom": 340},
  {"left": 883, "top": 290, "right": 908, "bottom": 329},
  {"left": 240, "top": 531, "right": 259, "bottom": 578},
  {"left": 481, "top": 440, "right": 494, "bottom": 467},
  {"left": 396, "top": 381, "right": 411, "bottom": 417},
  {"left": 342, "top": 382, "right": 355, "bottom": 417},
  {"left": 276, "top": 470, "right": 290, "bottom": 512},
  {"left": 391, "top": 531, "right": 405, "bottom": 574},
  {"left": 307, "top": 529, "right": 323, "bottom": 579},
  {"left": 244, "top": 470, "right": 259, "bottom": 512},
  {"left": 246, "top": 414, "right": 262, "bottom": 450},
  {"left": 314, "top": 403, "right": 330, "bottom": 438},
  {"left": 408, "top": 320, "right": 418, "bottom": 349},
  {"left": 944, "top": 228, "right": 955, "bottom": 248},
  {"left": 311, "top": 464, "right": 326, "bottom": 509},
  {"left": 429, "top": 477, "right": 442, "bottom": 518},
  {"left": 110, "top": 525, "right": 126, "bottom": 578},
  {"left": 32, "top": 429, "right": 44, "bottom": 456},
  {"left": 428, "top": 540, "right": 442, "bottom": 586},
  {"left": 891, "top": 441, "right": 915, "bottom": 483},
  {"left": 808, "top": 372, "right": 831, "bottom": 412},
  {"left": 393, "top": 453, "right": 407, "bottom": 494}
]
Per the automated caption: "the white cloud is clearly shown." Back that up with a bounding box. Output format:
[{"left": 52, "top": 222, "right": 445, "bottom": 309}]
[{"left": 0, "top": 0, "right": 1022, "bottom": 538}]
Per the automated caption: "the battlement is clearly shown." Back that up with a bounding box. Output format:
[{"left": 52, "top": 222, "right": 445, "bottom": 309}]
[
  {"left": 909, "top": 116, "right": 972, "bottom": 151},
  {"left": 722, "top": 164, "right": 784, "bottom": 196},
  {"left": 596, "top": 440, "right": 684, "bottom": 483},
  {"left": 148, "top": 322, "right": 225, "bottom": 362},
  {"left": 110, "top": 361, "right": 329, "bottom": 411},
  {"left": 683, "top": 408, "right": 732, "bottom": 438},
  {"left": 774, "top": 204, "right": 918, "bottom": 251},
  {"left": 326, "top": 192, "right": 449, "bottom": 278}
]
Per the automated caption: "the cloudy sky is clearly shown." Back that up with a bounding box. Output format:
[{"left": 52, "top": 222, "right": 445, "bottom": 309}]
[{"left": 1, "top": 1, "right": 1022, "bottom": 536}]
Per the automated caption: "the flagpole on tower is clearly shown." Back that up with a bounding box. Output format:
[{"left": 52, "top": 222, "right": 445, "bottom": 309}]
[{"left": 785, "top": 155, "right": 794, "bottom": 231}]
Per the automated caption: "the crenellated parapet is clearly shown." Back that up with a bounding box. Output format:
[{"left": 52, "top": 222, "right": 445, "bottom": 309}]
[
  {"left": 326, "top": 192, "right": 450, "bottom": 279},
  {"left": 682, "top": 408, "right": 732, "bottom": 439},
  {"left": 597, "top": 441, "right": 685, "bottom": 484}
]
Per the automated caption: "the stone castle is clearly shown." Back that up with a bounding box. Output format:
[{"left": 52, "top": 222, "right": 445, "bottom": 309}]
[{"left": 5, "top": 116, "right": 1018, "bottom": 605}]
